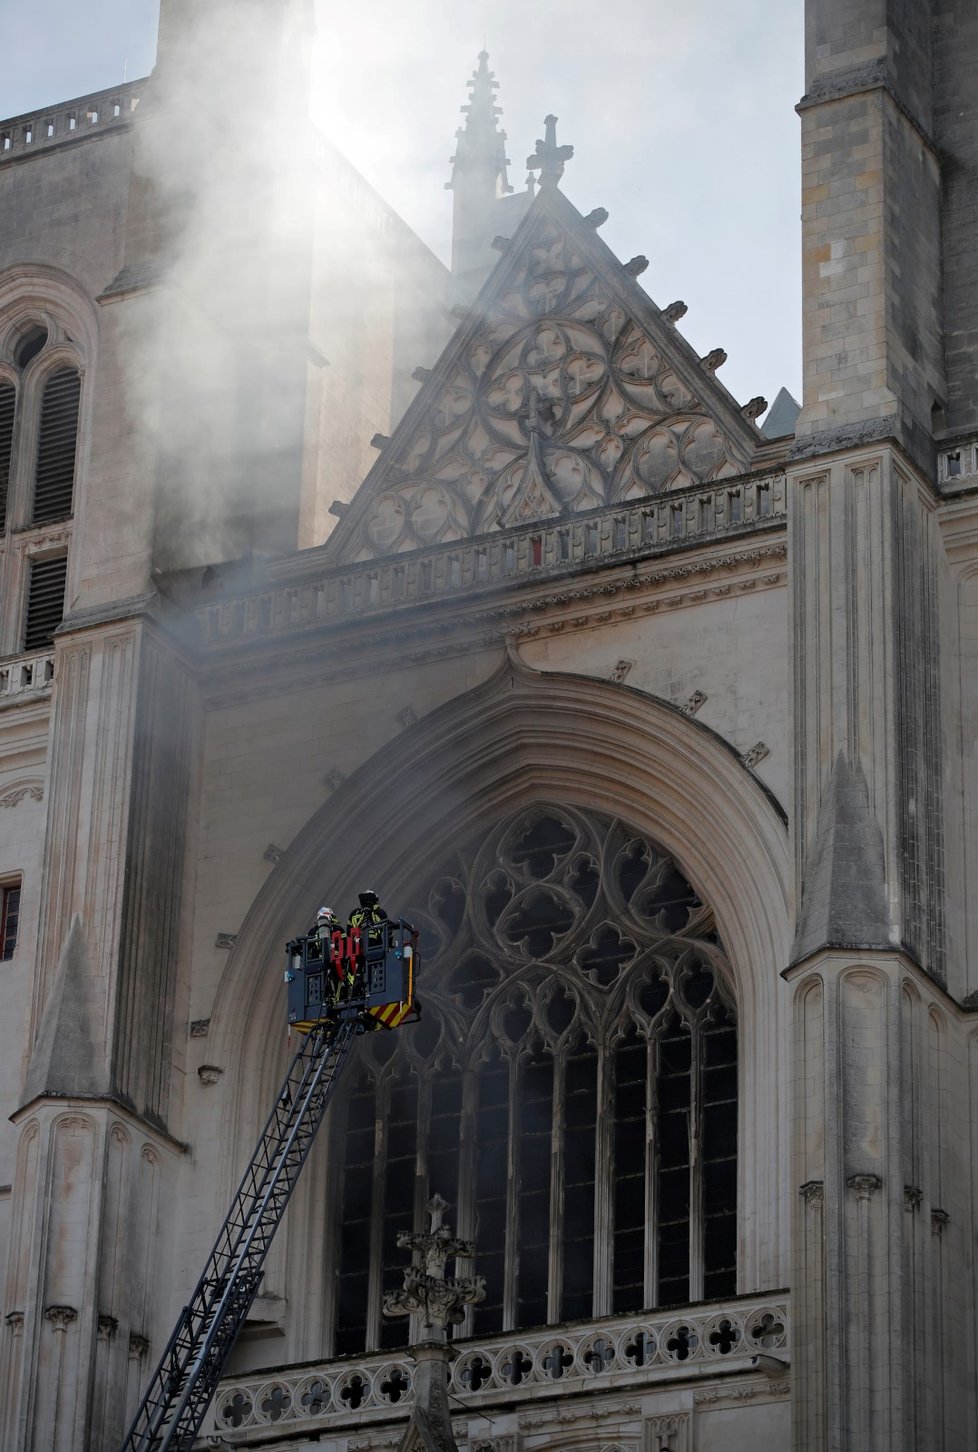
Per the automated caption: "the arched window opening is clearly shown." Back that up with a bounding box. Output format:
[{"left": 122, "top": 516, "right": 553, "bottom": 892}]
[
  {"left": 14, "top": 325, "right": 48, "bottom": 369},
  {"left": 33, "top": 366, "right": 80, "bottom": 523},
  {"left": 328, "top": 805, "right": 737, "bottom": 1355},
  {"left": 0, "top": 380, "right": 14, "bottom": 531}
]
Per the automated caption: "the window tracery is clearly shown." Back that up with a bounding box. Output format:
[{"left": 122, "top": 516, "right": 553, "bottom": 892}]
[{"left": 328, "top": 805, "right": 737, "bottom": 1357}]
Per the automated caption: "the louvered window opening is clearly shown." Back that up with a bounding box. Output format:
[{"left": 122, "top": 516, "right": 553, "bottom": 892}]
[
  {"left": 32, "top": 367, "right": 80, "bottom": 523},
  {"left": 1, "top": 883, "right": 20, "bottom": 961},
  {"left": 24, "top": 555, "right": 67, "bottom": 651},
  {"left": 0, "top": 381, "right": 14, "bottom": 532},
  {"left": 328, "top": 806, "right": 737, "bottom": 1358}
]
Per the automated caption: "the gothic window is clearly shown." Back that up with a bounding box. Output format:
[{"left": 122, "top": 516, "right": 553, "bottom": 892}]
[
  {"left": 328, "top": 805, "right": 737, "bottom": 1356},
  {"left": 0, "top": 380, "right": 14, "bottom": 531},
  {"left": 32, "top": 366, "right": 81, "bottom": 523}
]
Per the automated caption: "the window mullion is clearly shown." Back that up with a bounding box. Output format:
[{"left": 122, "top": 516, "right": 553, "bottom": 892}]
[
  {"left": 321, "top": 1092, "right": 349, "bottom": 1358},
  {"left": 592, "top": 1043, "right": 614, "bottom": 1317},
  {"left": 547, "top": 1047, "right": 565, "bottom": 1325},
  {"left": 365, "top": 1077, "right": 391, "bottom": 1350},
  {"left": 411, "top": 1072, "right": 434, "bottom": 1345},
  {"left": 645, "top": 1028, "right": 658, "bottom": 1308},
  {"left": 688, "top": 1020, "right": 705, "bottom": 1302},
  {"left": 455, "top": 1066, "right": 479, "bottom": 1339},
  {"left": 502, "top": 1052, "right": 520, "bottom": 1331}
]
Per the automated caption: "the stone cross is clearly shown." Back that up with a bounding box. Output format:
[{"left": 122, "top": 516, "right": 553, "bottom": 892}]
[
  {"left": 384, "top": 1193, "right": 486, "bottom": 1331},
  {"left": 526, "top": 115, "right": 574, "bottom": 190}
]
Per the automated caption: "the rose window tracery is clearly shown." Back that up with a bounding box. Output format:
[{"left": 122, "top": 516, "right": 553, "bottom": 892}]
[{"left": 329, "top": 805, "right": 737, "bottom": 1357}]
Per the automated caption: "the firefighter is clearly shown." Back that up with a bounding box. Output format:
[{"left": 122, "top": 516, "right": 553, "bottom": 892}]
[
  {"left": 348, "top": 889, "right": 388, "bottom": 929},
  {"left": 347, "top": 891, "right": 388, "bottom": 1017},
  {"left": 313, "top": 906, "right": 347, "bottom": 1006}
]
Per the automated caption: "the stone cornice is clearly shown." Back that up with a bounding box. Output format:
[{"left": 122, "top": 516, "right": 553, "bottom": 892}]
[{"left": 199, "top": 536, "right": 787, "bottom": 707}]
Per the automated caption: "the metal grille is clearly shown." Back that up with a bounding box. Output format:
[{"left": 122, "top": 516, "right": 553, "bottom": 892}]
[
  {"left": 23, "top": 556, "right": 67, "bottom": 651},
  {"left": 0, "top": 381, "right": 13, "bottom": 531},
  {"left": 121, "top": 1018, "right": 358, "bottom": 1452},
  {"left": 32, "top": 367, "right": 80, "bottom": 523}
]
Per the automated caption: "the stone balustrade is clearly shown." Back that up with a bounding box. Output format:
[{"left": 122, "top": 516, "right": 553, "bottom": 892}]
[
  {"left": 198, "top": 473, "right": 787, "bottom": 651},
  {"left": 0, "top": 83, "right": 141, "bottom": 161},
  {"left": 0, "top": 651, "right": 54, "bottom": 705},
  {"left": 204, "top": 1293, "right": 789, "bottom": 1439}
]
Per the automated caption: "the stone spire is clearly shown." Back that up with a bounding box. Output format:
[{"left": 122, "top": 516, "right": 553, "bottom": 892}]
[
  {"left": 384, "top": 1195, "right": 485, "bottom": 1452},
  {"left": 447, "top": 52, "right": 516, "bottom": 292}
]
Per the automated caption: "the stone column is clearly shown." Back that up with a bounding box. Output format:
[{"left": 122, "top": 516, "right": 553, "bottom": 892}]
[{"left": 1, "top": 612, "right": 195, "bottom": 1451}]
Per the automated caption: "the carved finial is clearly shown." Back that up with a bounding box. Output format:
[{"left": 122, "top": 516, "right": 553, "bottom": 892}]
[
  {"left": 584, "top": 207, "right": 609, "bottom": 228},
  {"left": 701, "top": 348, "right": 727, "bottom": 373},
  {"left": 663, "top": 300, "right": 688, "bottom": 323},
  {"left": 526, "top": 114, "right": 574, "bottom": 190},
  {"left": 525, "top": 172, "right": 537, "bottom": 197},
  {"left": 742, "top": 395, "right": 768, "bottom": 422},
  {"left": 624, "top": 255, "right": 649, "bottom": 277},
  {"left": 383, "top": 1194, "right": 485, "bottom": 1333}
]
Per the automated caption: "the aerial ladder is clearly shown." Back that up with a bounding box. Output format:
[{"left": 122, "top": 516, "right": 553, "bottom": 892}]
[{"left": 119, "top": 902, "right": 420, "bottom": 1452}]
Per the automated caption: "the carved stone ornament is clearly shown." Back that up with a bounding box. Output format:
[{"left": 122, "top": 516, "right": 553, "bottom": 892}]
[
  {"left": 680, "top": 689, "right": 707, "bottom": 717},
  {"left": 263, "top": 843, "right": 285, "bottom": 865},
  {"left": 189, "top": 1018, "right": 211, "bottom": 1038},
  {"left": 44, "top": 1305, "right": 77, "bottom": 1333},
  {"left": 214, "top": 932, "right": 237, "bottom": 950},
  {"left": 904, "top": 1185, "right": 923, "bottom": 1211},
  {"left": 129, "top": 1332, "right": 150, "bottom": 1359},
  {"left": 799, "top": 1180, "right": 824, "bottom": 1206},
  {"left": 646, "top": 1412, "right": 691, "bottom": 1452},
  {"left": 5, "top": 1310, "right": 25, "bottom": 1335},
  {"left": 324, "top": 768, "right": 346, "bottom": 792},
  {"left": 0, "top": 783, "right": 44, "bottom": 808},
  {"left": 326, "top": 194, "right": 757, "bottom": 565},
  {"left": 97, "top": 1314, "right": 119, "bottom": 1341},
  {"left": 740, "top": 742, "right": 770, "bottom": 769},
  {"left": 610, "top": 658, "right": 633, "bottom": 683},
  {"left": 847, "top": 1173, "right": 882, "bottom": 1201},
  {"left": 397, "top": 704, "right": 418, "bottom": 729},
  {"left": 384, "top": 1195, "right": 485, "bottom": 1331},
  {"left": 931, "top": 1208, "right": 950, "bottom": 1236},
  {"left": 519, "top": 1403, "right": 640, "bottom": 1429},
  {"left": 198, "top": 1065, "right": 224, "bottom": 1087}
]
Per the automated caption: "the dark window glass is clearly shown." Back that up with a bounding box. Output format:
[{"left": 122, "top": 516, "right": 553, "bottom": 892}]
[
  {"left": 33, "top": 368, "right": 80, "bottom": 523},
  {"left": 0, "top": 381, "right": 14, "bottom": 531},
  {"left": 15, "top": 326, "right": 47, "bottom": 368},
  {"left": 1, "top": 884, "right": 20, "bottom": 960},
  {"left": 329, "top": 807, "right": 737, "bottom": 1352},
  {"left": 24, "top": 555, "right": 67, "bottom": 651}
]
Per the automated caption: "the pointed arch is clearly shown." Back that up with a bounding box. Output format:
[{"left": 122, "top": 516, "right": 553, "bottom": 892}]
[{"left": 208, "top": 657, "right": 791, "bottom": 1328}]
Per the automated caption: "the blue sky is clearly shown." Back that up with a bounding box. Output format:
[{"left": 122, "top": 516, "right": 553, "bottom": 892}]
[{"left": 0, "top": 0, "right": 804, "bottom": 411}]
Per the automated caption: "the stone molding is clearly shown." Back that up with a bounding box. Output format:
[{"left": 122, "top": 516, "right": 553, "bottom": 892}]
[
  {"left": 210, "top": 1299, "right": 787, "bottom": 1435},
  {"left": 43, "top": 1305, "right": 77, "bottom": 1333}
]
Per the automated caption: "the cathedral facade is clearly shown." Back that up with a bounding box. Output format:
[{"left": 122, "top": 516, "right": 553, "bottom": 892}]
[{"left": 0, "top": 2, "right": 976, "bottom": 1449}]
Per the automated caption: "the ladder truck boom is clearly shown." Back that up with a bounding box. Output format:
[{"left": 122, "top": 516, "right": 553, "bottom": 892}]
[{"left": 120, "top": 906, "right": 420, "bottom": 1452}]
